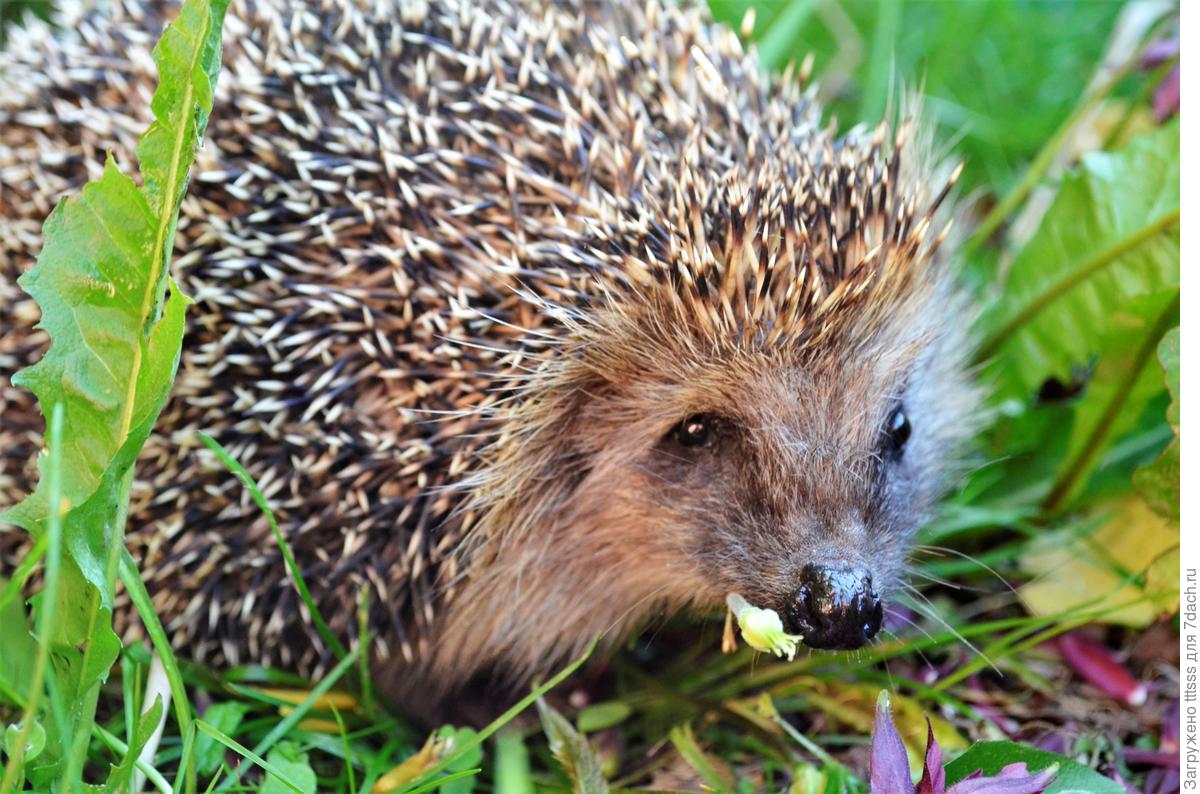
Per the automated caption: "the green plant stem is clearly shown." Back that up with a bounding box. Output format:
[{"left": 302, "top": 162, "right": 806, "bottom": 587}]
[
  {"left": 357, "top": 583, "right": 376, "bottom": 716},
  {"left": 120, "top": 551, "right": 197, "bottom": 794},
  {"left": 934, "top": 617, "right": 1089, "bottom": 694},
  {"left": 0, "top": 405, "right": 63, "bottom": 794},
  {"left": 171, "top": 722, "right": 196, "bottom": 794},
  {"left": 670, "top": 724, "right": 731, "bottom": 793},
  {"left": 772, "top": 710, "right": 836, "bottom": 766},
  {"left": 964, "top": 55, "right": 1137, "bottom": 257},
  {"left": 63, "top": 465, "right": 135, "bottom": 787},
  {"left": 974, "top": 207, "right": 1180, "bottom": 364},
  {"left": 1043, "top": 292, "right": 1180, "bottom": 511},
  {"left": 1102, "top": 58, "right": 1177, "bottom": 150}
]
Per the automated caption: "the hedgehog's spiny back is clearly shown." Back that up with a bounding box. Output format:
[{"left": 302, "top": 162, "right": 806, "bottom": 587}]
[{"left": 0, "top": 0, "right": 951, "bottom": 678}]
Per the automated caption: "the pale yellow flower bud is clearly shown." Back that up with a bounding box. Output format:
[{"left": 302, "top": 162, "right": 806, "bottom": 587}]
[{"left": 726, "top": 593, "right": 803, "bottom": 661}]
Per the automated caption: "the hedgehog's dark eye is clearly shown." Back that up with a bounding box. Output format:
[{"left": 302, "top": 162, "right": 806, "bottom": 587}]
[
  {"left": 883, "top": 406, "right": 911, "bottom": 460},
  {"left": 672, "top": 414, "right": 718, "bottom": 449}
]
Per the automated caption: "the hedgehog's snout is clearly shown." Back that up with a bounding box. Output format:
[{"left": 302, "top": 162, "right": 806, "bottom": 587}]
[{"left": 784, "top": 563, "right": 883, "bottom": 650}]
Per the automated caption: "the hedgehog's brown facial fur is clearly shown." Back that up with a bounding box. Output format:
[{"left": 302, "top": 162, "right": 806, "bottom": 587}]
[{"left": 405, "top": 246, "right": 975, "bottom": 708}]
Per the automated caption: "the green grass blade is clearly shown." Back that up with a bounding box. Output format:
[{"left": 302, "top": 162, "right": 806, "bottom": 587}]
[
  {"left": 402, "top": 769, "right": 483, "bottom": 794},
  {"left": 0, "top": 533, "right": 46, "bottom": 614},
  {"left": 858, "top": 0, "right": 900, "bottom": 122},
  {"left": 401, "top": 637, "right": 599, "bottom": 793},
  {"left": 753, "top": 0, "right": 817, "bottom": 70},
  {"left": 215, "top": 647, "right": 360, "bottom": 792},
  {"left": 195, "top": 721, "right": 308, "bottom": 794},
  {"left": 0, "top": 403, "right": 63, "bottom": 793},
  {"left": 668, "top": 724, "right": 729, "bottom": 794},
  {"left": 173, "top": 722, "right": 197, "bottom": 794},
  {"left": 100, "top": 694, "right": 165, "bottom": 793},
  {"left": 197, "top": 432, "right": 348, "bottom": 661}
]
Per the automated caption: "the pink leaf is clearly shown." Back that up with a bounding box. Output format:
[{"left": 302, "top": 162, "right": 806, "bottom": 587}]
[
  {"left": 1153, "top": 65, "right": 1180, "bottom": 122},
  {"left": 1057, "top": 632, "right": 1147, "bottom": 706}
]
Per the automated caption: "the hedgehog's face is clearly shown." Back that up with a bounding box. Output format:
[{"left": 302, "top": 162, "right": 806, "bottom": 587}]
[{"left": 562, "top": 309, "right": 974, "bottom": 653}]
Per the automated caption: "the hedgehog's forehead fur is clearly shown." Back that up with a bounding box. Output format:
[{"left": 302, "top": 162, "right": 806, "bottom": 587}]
[
  {"left": 522, "top": 116, "right": 956, "bottom": 355},
  {"left": 462, "top": 115, "right": 960, "bottom": 533},
  {"left": 0, "top": 0, "right": 973, "bottom": 713}
]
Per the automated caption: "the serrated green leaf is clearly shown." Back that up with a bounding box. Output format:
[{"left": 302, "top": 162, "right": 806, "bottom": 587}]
[
  {"left": 4, "top": 0, "right": 226, "bottom": 532},
  {"left": 977, "top": 121, "right": 1180, "bottom": 400},
  {"left": 537, "top": 698, "right": 609, "bottom": 794},
  {"left": 1134, "top": 327, "right": 1179, "bottom": 517},
  {"left": 138, "top": 0, "right": 225, "bottom": 219},
  {"left": 944, "top": 741, "right": 1122, "bottom": 794},
  {"left": 20, "top": 285, "right": 188, "bottom": 786},
  {"left": 0, "top": 0, "right": 229, "bottom": 787}
]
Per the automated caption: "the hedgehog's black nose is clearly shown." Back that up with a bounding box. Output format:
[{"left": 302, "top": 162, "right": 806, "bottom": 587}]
[{"left": 785, "top": 564, "right": 883, "bottom": 649}]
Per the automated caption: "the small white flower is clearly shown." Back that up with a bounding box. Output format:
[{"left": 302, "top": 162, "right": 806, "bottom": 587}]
[{"left": 726, "top": 593, "right": 803, "bottom": 661}]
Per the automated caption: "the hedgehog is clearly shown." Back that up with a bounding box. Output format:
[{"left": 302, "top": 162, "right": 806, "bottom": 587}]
[{"left": 0, "top": 0, "right": 974, "bottom": 715}]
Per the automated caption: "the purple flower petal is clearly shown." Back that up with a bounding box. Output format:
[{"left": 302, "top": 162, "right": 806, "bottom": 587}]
[
  {"left": 872, "top": 691, "right": 915, "bottom": 794},
  {"left": 1145, "top": 767, "right": 1180, "bottom": 794},
  {"left": 1034, "top": 735, "right": 1067, "bottom": 754},
  {"left": 1162, "top": 700, "right": 1180, "bottom": 754},
  {"left": 1108, "top": 770, "right": 1140, "bottom": 794},
  {"left": 916, "top": 720, "right": 945, "bottom": 794},
  {"left": 947, "top": 762, "right": 1057, "bottom": 794},
  {"left": 1142, "top": 37, "right": 1180, "bottom": 69}
]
